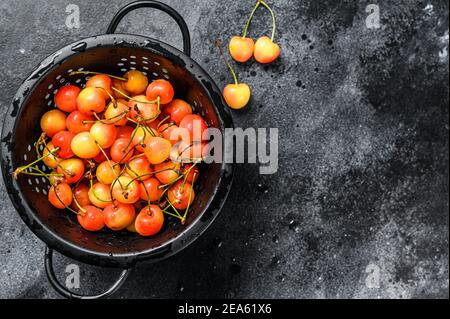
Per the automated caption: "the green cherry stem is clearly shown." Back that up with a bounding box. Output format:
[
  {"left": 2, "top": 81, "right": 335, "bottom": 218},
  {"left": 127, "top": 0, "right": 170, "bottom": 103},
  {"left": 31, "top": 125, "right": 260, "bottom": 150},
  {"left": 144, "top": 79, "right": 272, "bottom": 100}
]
[
  {"left": 260, "top": 1, "right": 277, "bottom": 42},
  {"left": 242, "top": 0, "right": 261, "bottom": 38},
  {"left": 215, "top": 40, "right": 238, "bottom": 85}
]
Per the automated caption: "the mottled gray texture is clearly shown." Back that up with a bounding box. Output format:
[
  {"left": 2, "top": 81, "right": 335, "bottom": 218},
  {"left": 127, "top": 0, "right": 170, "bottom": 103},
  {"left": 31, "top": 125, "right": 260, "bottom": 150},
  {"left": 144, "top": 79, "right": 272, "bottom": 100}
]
[{"left": 0, "top": 0, "right": 448, "bottom": 299}]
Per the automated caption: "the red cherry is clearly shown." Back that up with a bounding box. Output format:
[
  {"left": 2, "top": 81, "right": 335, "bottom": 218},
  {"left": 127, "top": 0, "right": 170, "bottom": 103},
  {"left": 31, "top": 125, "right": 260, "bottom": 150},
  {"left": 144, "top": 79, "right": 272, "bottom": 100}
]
[{"left": 54, "top": 85, "right": 80, "bottom": 112}]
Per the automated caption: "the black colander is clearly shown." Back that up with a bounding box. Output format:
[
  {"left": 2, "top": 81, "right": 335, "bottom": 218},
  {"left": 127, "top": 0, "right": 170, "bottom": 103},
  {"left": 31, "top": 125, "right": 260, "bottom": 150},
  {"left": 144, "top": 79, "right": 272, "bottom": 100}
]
[{"left": 0, "top": 0, "right": 234, "bottom": 299}]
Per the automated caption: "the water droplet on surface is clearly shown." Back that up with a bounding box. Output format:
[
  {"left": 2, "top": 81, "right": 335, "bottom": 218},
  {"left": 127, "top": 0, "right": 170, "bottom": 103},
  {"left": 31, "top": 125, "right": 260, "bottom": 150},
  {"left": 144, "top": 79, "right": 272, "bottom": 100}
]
[
  {"left": 271, "top": 256, "right": 280, "bottom": 265},
  {"left": 214, "top": 236, "right": 223, "bottom": 248},
  {"left": 289, "top": 220, "right": 299, "bottom": 231},
  {"left": 257, "top": 183, "right": 268, "bottom": 193}
]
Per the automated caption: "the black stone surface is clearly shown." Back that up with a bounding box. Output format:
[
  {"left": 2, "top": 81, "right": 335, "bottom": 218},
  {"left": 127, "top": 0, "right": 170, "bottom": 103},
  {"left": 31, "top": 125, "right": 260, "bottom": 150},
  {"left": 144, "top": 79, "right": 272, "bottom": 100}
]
[{"left": 0, "top": 0, "right": 448, "bottom": 298}]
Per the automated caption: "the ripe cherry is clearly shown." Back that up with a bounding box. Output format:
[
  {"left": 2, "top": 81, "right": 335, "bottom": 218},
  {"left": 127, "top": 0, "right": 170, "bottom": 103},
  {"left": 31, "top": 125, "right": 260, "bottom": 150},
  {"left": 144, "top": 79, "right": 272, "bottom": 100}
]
[
  {"left": 54, "top": 85, "right": 80, "bottom": 112},
  {"left": 135, "top": 205, "right": 164, "bottom": 237},
  {"left": 216, "top": 40, "right": 251, "bottom": 110},
  {"left": 126, "top": 156, "right": 152, "bottom": 180},
  {"left": 164, "top": 99, "right": 192, "bottom": 125},
  {"left": 229, "top": 37, "right": 255, "bottom": 63},
  {"left": 77, "top": 205, "right": 105, "bottom": 232},
  {"left": 104, "top": 201, "right": 136, "bottom": 231},
  {"left": 253, "top": 1, "right": 280, "bottom": 64},
  {"left": 66, "top": 111, "right": 94, "bottom": 134},
  {"left": 76, "top": 87, "right": 106, "bottom": 114},
  {"left": 96, "top": 161, "right": 120, "bottom": 184},
  {"left": 110, "top": 138, "right": 134, "bottom": 163},
  {"left": 43, "top": 142, "right": 61, "bottom": 169},
  {"left": 88, "top": 182, "right": 113, "bottom": 208},
  {"left": 254, "top": 36, "right": 281, "bottom": 64},
  {"left": 52, "top": 131, "right": 75, "bottom": 159},
  {"left": 144, "top": 136, "right": 172, "bottom": 164},
  {"left": 146, "top": 79, "right": 174, "bottom": 104},
  {"left": 139, "top": 178, "right": 164, "bottom": 202},
  {"left": 223, "top": 83, "right": 251, "bottom": 110},
  {"left": 71, "top": 132, "right": 100, "bottom": 159},
  {"left": 167, "top": 180, "right": 195, "bottom": 210},
  {"left": 128, "top": 95, "right": 159, "bottom": 124},
  {"left": 104, "top": 99, "right": 129, "bottom": 126},
  {"left": 90, "top": 122, "right": 117, "bottom": 149},
  {"left": 86, "top": 74, "right": 112, "bottom": 99},
  {"left": 123, "top": 70, "right": 148, "bottom": 95},
  {"left": 154, "top": 161, "right": 180, "bottom": 184},
  {"left": 48, "top": 182, "right": 73, "bottom": 209},
  {"left": 40, "top": 109, "right": 66, "bottom": 137},
  {"left": 111, "top": 176, "right": 140, "bottom": 204},
  {"left": 179, "top": 114, "right": 208, "bottom": 141},
  {"left": 228, "top": 1, "right": 260, "bottom": 62},
  {"left": 71, "top": 183, "right": 91, "bottom": 211},
  {"left": 57, "top": 158, "right": 85, "bottom": 184}
]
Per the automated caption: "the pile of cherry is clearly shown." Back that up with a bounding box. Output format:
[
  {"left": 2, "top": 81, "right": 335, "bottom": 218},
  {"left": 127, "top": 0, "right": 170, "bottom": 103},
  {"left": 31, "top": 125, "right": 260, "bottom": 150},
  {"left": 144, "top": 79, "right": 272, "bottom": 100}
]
[{"left": 14, "top": 70, "right": 208, "bottom": 237}]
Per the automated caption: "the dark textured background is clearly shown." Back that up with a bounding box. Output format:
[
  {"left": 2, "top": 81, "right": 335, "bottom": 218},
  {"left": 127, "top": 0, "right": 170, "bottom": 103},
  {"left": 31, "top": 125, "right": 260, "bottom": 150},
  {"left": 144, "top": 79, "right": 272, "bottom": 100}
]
[{"left": 0, "top": 0, "right": 448, "bottom": 299}]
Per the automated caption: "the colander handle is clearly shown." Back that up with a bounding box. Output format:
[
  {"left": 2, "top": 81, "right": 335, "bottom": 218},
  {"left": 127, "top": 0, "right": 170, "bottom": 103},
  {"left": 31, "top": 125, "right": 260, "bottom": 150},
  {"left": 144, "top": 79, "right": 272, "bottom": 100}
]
[
  {"left": 44, "top": 246, "right": 131, "bottom": 299},
  {"left": 106, "top": 0, "right": 191, "bottom": 56}
]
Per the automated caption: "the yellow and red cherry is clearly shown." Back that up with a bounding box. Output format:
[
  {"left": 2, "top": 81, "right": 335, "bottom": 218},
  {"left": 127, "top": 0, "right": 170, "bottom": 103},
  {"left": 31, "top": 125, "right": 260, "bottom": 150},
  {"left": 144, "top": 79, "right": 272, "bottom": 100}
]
[
  {"left": 123, "top": 70, "right": 148, "bottom": 95},
  {"left": 86, "top": 74, "right": 112, "bottom": 99},
  {"left": 54, "top": 85, "right": 80, "bottom": 112},
  {"left": 253, "top": 1, "right": 281, "bottom": 64},
  {"left": 88, "top": 182, "right": 112, "bottom": 209},
  {"left": 51, "top": 131, "right": 75, "bottom": 159},
  {"left": 90, "top": 122, "right": 117, "bottom": 149},
  {"left": 104, "top": 99, "right": 129, "bottom": 126},
  {"left": 48, "top": 183, "right": 73, "bottom": 209},
  {"left": 104, "top": 201, "right": 136, "bottom": 231},
  {"left": 57, "top": 158, "right": 85, "bottom": 184},
  {"left": 135, "top": 205, "right": 164, "bottom": 237},
  {"left": 71, "top": 132, "right": 100, "bottom": 159},
  {"left": 66, "top": 110, "right": 94, "bottom": 134},
  {"left": 40, "top": 109, "right": 66, "bottom": 137},
  {"left": 77, "top": 205, "right": 105, "bottom": 232},
  {"left": 146, "top": 79, "right": 174, "bottom": 104},
  {"left": 164, "top": 99, "right": 192, "bottom": 125},
  {"left": 96, "top": 161, "right": 120, "bottom": 185},
  {"left": 254, "top": 36, "right": 280, "bottom": 64},
  {"left": 229, "top": 37, "right": 255, "bottom": 63},
  {"left": 76, "top": 87, "right": 106, "bottom": 115},
  {"left": 144, "top": 137, "right": 172, "bottom": 164},
  {"left": 228, "top": 1, "right": 260, "bottom": 62}
]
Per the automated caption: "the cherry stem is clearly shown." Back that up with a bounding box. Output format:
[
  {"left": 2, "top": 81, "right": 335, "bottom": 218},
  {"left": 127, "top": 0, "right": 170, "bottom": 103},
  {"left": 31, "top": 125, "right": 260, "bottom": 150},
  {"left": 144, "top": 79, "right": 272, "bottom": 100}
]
[
  {"left": 215, "top": 40, "right": 239, "bottom": 85},
  {"left": 72, "top": 194, "right": 87, "bottom": 214},
  {"left": 260, "top": 1, "right": 276, "bottom": 42},
  {"left": 69, "top": 71, "right": 126, "bottom": 81},
  {"left": 182, "top": 172, "right": 196, "bottom": 223},
  {"left": 111, "top": 87, "right": 158, "bottom": 104},
  {"left": 166, "top": 198, "right": 183, "bottom": 219},
  {"left": 242, "top": 0, "right": 261, "bottom": 38},
  {"left": 14, "top": 147, "right": 59, "bottom": 179}
]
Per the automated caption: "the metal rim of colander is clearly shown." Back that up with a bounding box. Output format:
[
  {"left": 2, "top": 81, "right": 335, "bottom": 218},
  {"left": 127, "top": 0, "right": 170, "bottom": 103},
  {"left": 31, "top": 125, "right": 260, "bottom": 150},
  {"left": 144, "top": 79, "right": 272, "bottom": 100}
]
[{"left": 0, "top": 33, "right": 234, "bottom": 268}]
